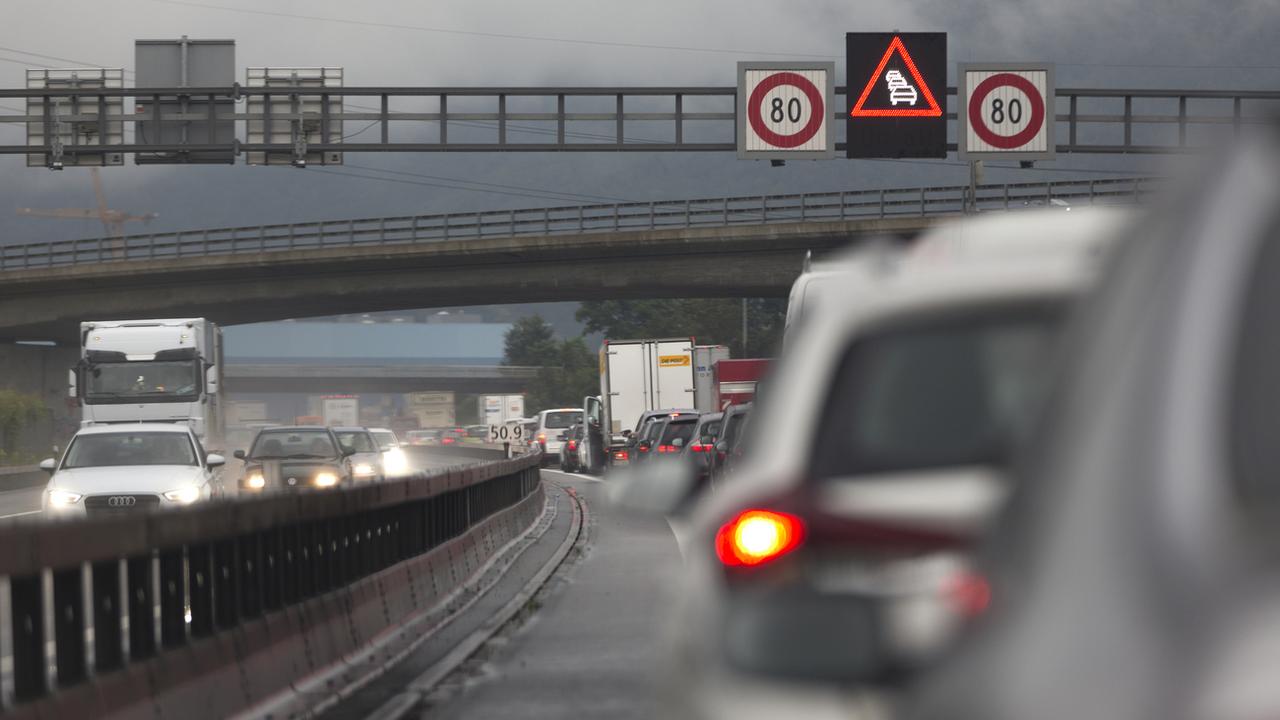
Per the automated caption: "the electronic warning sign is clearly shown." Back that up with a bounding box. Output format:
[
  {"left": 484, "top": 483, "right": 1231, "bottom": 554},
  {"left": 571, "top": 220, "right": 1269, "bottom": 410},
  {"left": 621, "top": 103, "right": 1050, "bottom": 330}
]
[
  {"left": 846, "top": 32, "right": 947, "bottom": 158},
  {"left": 737, "top": 62, "right": 835, "bottom": 160}
]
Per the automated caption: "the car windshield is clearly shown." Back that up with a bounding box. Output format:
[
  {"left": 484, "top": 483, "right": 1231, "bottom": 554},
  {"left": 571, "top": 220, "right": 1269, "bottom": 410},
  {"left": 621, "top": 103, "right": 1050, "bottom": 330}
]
[
  {"left": 371, "top": 431, "right": 397, "bottom": 450},
  {"left": 63, "top": 432, "right": 197, "bottom": 469},
  {"left": 250, "top": 430, "right": 338, "bottom": 459},
  {"left": 543, "top": 411, "right": 582, "bottom": 429},
  {"left": 83, "top": 360, "right": 199, "bottom": 401},
  {"left": 335, "top": 431, "right": 377, "bottom": 453},
  {"left": 659, "top": 420, "right": 698, "bottom": 446},
  {"left": 812, "top": 305, "right": 1062, "bottom": 478}
]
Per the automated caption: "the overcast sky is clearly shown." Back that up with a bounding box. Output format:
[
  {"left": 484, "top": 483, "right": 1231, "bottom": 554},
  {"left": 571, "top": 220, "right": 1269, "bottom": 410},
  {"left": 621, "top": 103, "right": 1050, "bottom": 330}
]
[{"left": 1, "top": 0, "right": 1277, "bottom": 243}]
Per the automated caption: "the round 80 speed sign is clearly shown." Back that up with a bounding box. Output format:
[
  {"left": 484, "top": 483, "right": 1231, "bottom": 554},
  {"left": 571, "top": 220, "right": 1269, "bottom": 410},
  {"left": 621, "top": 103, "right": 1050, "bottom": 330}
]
[
  {"left": 960, "top": 65, "right": 1055, "bottom": 159},
  {"left": 738, "top": 62, "right": 835, "bottom": 160}
]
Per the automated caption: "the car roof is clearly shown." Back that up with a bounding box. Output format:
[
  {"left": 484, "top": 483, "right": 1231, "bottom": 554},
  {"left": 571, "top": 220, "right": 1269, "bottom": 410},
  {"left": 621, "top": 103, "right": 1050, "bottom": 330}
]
[
  {"left": 331, "top": 426, "right": 371, "bottom": 433},
  {"left": 257, "top": 425, "right": 331, "bottom": 433},
  {"left": 76, "top": 423, "right": 193, "bottom": 435},
  {"left": 368, "top": 428, "right": 394, "bottom": 434}
]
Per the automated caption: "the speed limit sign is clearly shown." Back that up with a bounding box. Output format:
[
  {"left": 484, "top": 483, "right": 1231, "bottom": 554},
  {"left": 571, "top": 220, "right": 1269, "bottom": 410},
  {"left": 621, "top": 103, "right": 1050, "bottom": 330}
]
[
  {"left": 959, "top": 64, "right": 1055, "bottom": 160},
  {"left": 737, "top": 62, "right": 835, "bottom": 160}
]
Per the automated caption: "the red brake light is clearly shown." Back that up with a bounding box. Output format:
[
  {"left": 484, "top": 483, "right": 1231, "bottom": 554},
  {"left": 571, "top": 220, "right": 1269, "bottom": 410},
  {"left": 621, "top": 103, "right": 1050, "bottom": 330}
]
[
  {"left": 690, "top": 443, "right": 709, "bottom": 452},
  {"left": 715, "top": 509, "right": 805, "bottom": 567},
  {"left": 568, "top": 440, "right": 578, "bottom": 450},
  {"left": 943, "top": 570, "right": 991, "bottom": 618},
  {"left": 441, "top": 437, "right": 456, "bottom": 445},
  {"left": 613, "top": 450, "right": 628, "bottom": 460}
]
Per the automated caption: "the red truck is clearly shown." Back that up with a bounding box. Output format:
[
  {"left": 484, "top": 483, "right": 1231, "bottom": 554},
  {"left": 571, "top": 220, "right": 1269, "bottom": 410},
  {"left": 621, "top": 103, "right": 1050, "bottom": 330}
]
[{"left": 711, "top": 359, "right": 769, "bottom": 411}]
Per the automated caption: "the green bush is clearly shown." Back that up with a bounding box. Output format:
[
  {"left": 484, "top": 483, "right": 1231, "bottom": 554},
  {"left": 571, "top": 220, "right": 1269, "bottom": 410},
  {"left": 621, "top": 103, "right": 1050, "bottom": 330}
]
[{"left": 0, "top": 390, "right": 47, "bottom": 460}]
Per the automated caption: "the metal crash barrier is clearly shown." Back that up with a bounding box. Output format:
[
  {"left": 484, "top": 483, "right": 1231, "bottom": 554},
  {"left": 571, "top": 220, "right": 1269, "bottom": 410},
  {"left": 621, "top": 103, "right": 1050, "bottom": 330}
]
[{"left": 0, "top": 446, "right": 542, "bottom": 718}]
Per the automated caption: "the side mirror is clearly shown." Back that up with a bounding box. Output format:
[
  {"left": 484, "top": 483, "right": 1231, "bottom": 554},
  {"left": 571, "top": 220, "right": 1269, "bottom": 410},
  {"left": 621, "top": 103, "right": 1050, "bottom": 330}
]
[
  {"left": 206, "top": 453, "right": 226, "bottom": 468},
  {"left": 672, "top": 438, "right": 685, "bottom": 449},
  {"left": 67, "top": 369, "right": 78, "bottom": 399},
  {"left": 39, "top": 458, "right": 56, "bottom": 474},
  {"left": 205, "top": 365, "right": 219, "bottom": 394},
  {"left": 342, "top": 447, "right": 358, "bottom": 457},
  {"left": 638, "top": 441, "right": 652, "bottom": 452},
  {"left": 621, "top": 429, "right": 632, "bottom": 438},
  {"left": 233, "top": 449, "right": 246, "bottom": 460},
  {"left": 715, "top": 440, "right": 729, "bottom": 453}
]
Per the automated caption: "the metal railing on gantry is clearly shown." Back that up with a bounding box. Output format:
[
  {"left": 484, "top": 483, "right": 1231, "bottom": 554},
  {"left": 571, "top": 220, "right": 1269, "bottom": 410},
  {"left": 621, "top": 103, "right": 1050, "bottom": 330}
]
[{"left": 0, "top": 176, "right": 1161, "bottom": 271}]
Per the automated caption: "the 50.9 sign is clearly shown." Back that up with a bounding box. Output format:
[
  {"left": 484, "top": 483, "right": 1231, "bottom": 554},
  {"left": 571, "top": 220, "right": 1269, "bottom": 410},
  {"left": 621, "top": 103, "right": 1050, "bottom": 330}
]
[{"left": 737, "top": 62, "right": 835, "bottom": 160}]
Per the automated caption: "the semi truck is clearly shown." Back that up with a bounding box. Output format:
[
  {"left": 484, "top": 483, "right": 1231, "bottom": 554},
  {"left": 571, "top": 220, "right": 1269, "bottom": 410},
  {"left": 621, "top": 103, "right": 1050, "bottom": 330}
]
[
  {"left": 71, "top": 318, "right": 225, "bottom": 450},
  {"left": 712, "top": 358, "right": 770, "bottom": 410}
]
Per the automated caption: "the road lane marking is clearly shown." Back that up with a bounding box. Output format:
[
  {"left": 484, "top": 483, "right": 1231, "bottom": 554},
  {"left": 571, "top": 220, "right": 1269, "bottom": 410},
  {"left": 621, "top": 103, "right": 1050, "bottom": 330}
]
[
  {"left": 540, "top": 468, "right": 602, "bottom": 483},
  {"left": 0, "top": 510, "right": 41, "bottom": 519}
]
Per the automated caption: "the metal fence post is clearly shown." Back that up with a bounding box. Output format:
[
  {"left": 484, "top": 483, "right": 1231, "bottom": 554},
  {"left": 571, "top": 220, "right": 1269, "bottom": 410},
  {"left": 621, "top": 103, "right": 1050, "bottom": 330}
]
[
  {"left": 919, "top": 187, "right": 926, "bottom": 216},
  {"left": 53, "top": 567, "right": 86, "bottom": 686},
  {"left": 126, "top": 554, "right": 156, "bottom": 661},
  {"left": 92, "top": 559, "right": 124, "bottom": 671},
  {"left": 11, "top": 573, "right": 46, "bottom": 701},
  {"left": 159, "top": 549, "right": 186, "bottom": 649},
  {"left": 761, "top": 196, "right": 768, "bottom": 222}
]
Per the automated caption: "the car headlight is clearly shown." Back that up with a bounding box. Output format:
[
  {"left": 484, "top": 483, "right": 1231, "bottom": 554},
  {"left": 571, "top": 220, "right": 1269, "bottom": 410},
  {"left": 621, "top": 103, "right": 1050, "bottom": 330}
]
[
  {"left": 352, "top": 463, "right": 375, "bottom": 477},
  {"left": 384, "top": 449, "right": 408, "bottom": 474},
  {"left": 48, "top": 489, "right": 83, "bottom": 506},
  {"left": 242, "top": 471, "right": 266, "bottom": 489},
  {"left": 314, "top": 471, "right": 339, "bottom": 488},
  {"left": 163, "top": 486, "right": 201, "bottom": 504}
]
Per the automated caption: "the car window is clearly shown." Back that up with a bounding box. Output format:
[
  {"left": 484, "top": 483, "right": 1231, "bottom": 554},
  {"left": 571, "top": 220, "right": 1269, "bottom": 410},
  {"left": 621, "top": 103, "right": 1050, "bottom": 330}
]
[
  {"left": 544, "top": 411, "right": 583, "bottom": 429},
  {"left": 700, "top": 419, "right": 723, "bottom": 441},
  {"left": 63, "top": 432, "right": 198, "bottom": 469},
  {"left": 371, "top": 431, "right": 397, "bottom": 450},
  {"left": 721, "top": 411, "right": 747, "bottom": 448},
  {"left": 811, "top": 305, "right": 1062, "bottom": 479},
  {"left": 336, "top": 431, "right": 377, "bottom": 453},
  {"left": 660, "top": 420, "right": 698, "bottom": 446},
  {"left": 250, "top": 430, "right": 338, "bottom": 459}
]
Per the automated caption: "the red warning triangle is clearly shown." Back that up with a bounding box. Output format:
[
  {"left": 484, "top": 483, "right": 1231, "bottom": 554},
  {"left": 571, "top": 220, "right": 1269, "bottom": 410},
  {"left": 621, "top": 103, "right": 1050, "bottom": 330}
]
[{"left": 849, "top": 35, "right": 942, "bottom": 118}]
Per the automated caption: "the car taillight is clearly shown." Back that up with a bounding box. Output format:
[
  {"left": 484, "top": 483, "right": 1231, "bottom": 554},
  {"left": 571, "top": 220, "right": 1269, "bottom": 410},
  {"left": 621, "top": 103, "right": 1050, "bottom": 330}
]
[
  {"left": 613, "top": 450, "right": 628, "bottom": 460},
  {"left": 690, "top": 443, "right": 710, "bottom": 452},
  {"left": 537, "top": 433, "right": 546, "bottom": 442},
  {"left": 715, "top": 509, "right": 805, "bottom": 567},
  {"left": 657, "top": 444, "right": 675, "bottom": 453},
  {"left": 442, "top": 437, "right": 456, "bottom": 445},
  {"left": 568, "top": 440, "right": 578, "bottom": 451},
  {"left": 943, "top": 569, "right": 991, "bottom": 619}
]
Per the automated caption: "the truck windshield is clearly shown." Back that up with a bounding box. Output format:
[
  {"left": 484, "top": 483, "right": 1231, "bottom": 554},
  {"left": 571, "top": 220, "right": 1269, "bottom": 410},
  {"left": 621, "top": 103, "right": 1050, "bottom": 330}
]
[
  {"left": 84, "top": 361, "right": 200, "bottom": 402},
  {"left": 63, "top": 432, "right": 197, "bottom": 469}
]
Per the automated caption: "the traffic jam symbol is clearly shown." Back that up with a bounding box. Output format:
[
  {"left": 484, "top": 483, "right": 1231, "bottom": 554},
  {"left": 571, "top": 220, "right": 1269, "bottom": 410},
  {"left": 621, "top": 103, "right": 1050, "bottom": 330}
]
[
  {"left": 960, "top": 65, "right": 1055, "bottom": 159},
  {"left": 737, "top": 62, "right": 835, "bottom": 160},
  {"left": 849, "top": 35, "right": 942, "bottom": 118}
]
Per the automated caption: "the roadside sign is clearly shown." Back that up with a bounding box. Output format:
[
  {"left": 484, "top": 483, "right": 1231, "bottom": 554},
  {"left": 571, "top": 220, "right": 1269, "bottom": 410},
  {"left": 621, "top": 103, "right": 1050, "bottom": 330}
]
[
  {"left": 846, "top": 33, "right": 947, "bottom": 158},
  {"left": 959, "top": 64, "right": 1056, "bottom": 159},
  {"left": 737, "top": 62, "right": 835, "bottom": 160},
  {"left": 488, "top": 423, "right": 525, "bottom": 443}
]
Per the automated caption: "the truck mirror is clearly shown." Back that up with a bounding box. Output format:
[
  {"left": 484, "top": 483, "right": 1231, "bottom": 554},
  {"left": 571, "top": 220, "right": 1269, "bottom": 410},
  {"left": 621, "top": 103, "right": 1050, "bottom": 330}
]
[
  {"left": 672, "top": 438, "right": 685, "bottom": 449},
  {"left": 715, "top": 440, "right": 729, "bottom": 453},
  {"left": 205, "top": 365, "right": 219, "bottom": 393},
  {"left": 67, "top": 369, "right": 78, "bottom": 398},
  {"left": 233, "top": 449, "right": 246, "bottom": 460}
]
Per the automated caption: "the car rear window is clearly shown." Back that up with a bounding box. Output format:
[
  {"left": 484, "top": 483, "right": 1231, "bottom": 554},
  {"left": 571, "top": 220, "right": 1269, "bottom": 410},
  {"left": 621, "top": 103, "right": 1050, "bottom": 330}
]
[
  {"left": 543, "top": 411, "right": 583, "bottom": 429},
  {"left": 811, "top": 304, "right": 1062, "bottom": 478},
  {"left": 659, "top": 419, "right": 698, "bottom": 446},
  {"left": 699, "top": 420, "right": 723, "bottom": 440}
]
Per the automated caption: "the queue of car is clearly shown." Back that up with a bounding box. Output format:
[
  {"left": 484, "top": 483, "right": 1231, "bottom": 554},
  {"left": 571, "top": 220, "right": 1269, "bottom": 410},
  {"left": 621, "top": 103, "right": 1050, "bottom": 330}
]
[{"left": 39, "top": 422, "right": 422, "bottom": 516}]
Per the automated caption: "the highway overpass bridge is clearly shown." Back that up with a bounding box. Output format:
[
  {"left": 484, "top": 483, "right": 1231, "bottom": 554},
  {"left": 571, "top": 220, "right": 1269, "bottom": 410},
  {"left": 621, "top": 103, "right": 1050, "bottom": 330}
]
[{"left": 0, "top": 176, "right": 1154, "bottom": 342}]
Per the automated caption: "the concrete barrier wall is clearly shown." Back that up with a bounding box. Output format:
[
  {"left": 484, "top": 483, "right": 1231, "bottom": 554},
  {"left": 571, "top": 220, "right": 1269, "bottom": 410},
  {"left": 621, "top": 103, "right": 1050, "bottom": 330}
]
[{"left": 5, "top": 451, "right": 543, "bottom": 719}]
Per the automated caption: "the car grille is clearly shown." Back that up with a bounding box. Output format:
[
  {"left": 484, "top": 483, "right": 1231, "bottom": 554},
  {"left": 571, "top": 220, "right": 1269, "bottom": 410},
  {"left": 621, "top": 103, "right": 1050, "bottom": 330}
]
[{"left": 84, "top": 494, "right": 161, "bottom": 516}]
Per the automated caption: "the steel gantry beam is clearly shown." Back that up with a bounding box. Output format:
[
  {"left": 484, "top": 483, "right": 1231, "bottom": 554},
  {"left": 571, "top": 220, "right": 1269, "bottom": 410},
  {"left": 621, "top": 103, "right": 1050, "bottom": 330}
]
[{"left": 1, "top": 84, "right": 1277, "bottom": 166}]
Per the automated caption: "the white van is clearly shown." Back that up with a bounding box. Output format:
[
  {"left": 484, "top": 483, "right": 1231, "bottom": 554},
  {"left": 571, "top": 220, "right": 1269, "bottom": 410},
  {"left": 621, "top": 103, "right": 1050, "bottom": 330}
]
[{"left": 532, "top": 408, "right": 584, "bottom": 466}]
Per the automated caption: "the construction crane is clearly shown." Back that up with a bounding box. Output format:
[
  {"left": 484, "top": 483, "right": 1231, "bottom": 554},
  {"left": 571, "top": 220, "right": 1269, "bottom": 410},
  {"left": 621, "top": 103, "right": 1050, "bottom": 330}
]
[{"left": 15, "top": 167, "right": 158, "bottom": 239}]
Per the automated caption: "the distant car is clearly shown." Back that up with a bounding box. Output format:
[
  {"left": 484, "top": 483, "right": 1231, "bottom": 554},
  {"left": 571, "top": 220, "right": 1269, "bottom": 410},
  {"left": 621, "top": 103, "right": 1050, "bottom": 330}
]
[
  {"left": 532, "top": 408, "right": 584, "bottom": 466},
  {"left": 622, "top": 409, "right": 699, "bottom": 466},
  {"left": 438, "top": 427, "right": 467, "bottom": 446},
  {"left": 466, "top": 425, "right": 489, "bottom": 440},
  {"left": 662, "top": 207, "right": 1130, "bottom": 719},
  {"left": 332, "top": 427, "right": 386, "bottom": 483},
  {"left": 633, "top": 411, "right": 700, "bottom": 466},
  {"left": 709, "top": 403, "right": 751, "bottom": 484},
  {"left": 369, "top": 427, "right": 410, "bottom": 477},
  {"left": 405, "top": 429, "right": 440, "bottom": 446},
  {"left": 679, "top": 411, "right": 723, "bottom": 493},
  {"left": 235, "top": 426, "right": 355, "bottom": 492},
  {"left": 41, "top": 423, "right": 223, "bottom": 517},
  {"left": 557, "top": 424, "right": 585, "bottom": 473}
]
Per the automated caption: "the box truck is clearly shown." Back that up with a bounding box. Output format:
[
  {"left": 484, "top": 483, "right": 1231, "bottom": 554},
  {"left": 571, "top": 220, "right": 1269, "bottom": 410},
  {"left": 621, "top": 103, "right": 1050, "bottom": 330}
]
[{"left": 583, "top": 338, "right": 695, "bottom": 472}]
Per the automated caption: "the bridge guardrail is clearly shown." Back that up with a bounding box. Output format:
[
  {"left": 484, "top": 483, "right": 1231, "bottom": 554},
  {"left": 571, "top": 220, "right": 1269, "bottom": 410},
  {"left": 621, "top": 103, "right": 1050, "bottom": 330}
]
[
  {"left": 0, "top": 176, "right": 1161, "bottom": 271},
  {"left": 0, "top": 447, "right": 541, "bottom": 716}
]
